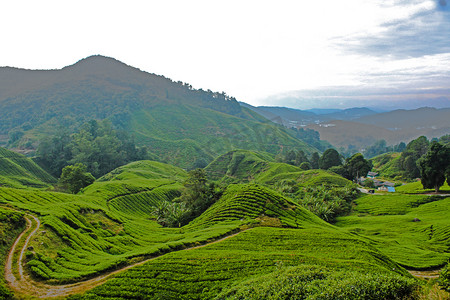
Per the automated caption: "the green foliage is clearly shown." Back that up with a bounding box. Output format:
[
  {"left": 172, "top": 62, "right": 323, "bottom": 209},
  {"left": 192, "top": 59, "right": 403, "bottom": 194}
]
[
  {"left": 152, "top": 200, "right": 189, "bottom": 228},
  {"left": 299, "top": 161, "right": 311, "bottom": 170},
  {"left": 154, "top": 169, "right": 223, "bottom": 227},
  {"left": 363, "top": 178, "right": 375, "bottom": 188},
  {"left": 59, "top": 163, "right": 95, "bottom": 194},
  {"left": 180, "top": 169, "right": 222, "bottom": 220},
  {"left": 291, "top": 127, "right": 333, "bottom": 152},
  {"left": 364, "top": 139, "right": 406, "bottom": 159},
  {"left": 418, "top": 142, "right": 450, "bottom": 192},
  {"left": 294, "top": 184, "right": 359, "bottom": 222},
  {"left": 295, "top": 169, "right": 352, "bottom": 188},
  {"left": 310, "top": 152, "right": 320, "bottom": 169},
  {"left": 370, "top": 152, "right": 404, "bottom": 180},
  {"left": 216, "top": 265, "right": 417, "bottom": 300},
  {"left": 398, "top": 136, "right": 430, "bottom": 179},
  {"left": 279, "top": 149, "right": 309, "bottom": 167},
  {"left": 36, "top": 120, "right": 147, "bottom": 178},
  {"left": 319, "top": 148, "right": 342, "bottom": 170},
  {"left": 343, "top": 153, "right": 372, "bottom": 181},
  {"left": 439, "top": 262, "right": 450, "bottom": 292}
]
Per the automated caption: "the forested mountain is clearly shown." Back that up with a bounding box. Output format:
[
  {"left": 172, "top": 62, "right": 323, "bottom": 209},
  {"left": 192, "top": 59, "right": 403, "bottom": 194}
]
[{"left": 0, "top": 56, "right": 316, "bottom": 170}]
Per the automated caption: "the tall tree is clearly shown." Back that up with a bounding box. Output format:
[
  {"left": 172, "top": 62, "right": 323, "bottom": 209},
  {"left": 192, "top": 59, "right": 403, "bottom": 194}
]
[
  {"left": 319, "top": 149, "right": 341, "bottom": 170},
  {"left": 418, "top": 142, "right": 450, "bottom": 193},
  {"left": 310, "top": 152, "right": 320, "bottom": 169},
  {"left": 59, "top": 163, "right": 95, "bottom": 194},
  {"left": 399, "top": 136, "right": 430, "bottom": 179},
  {"left": 344, "top": 153, "right": 372, "bottom": 182}
]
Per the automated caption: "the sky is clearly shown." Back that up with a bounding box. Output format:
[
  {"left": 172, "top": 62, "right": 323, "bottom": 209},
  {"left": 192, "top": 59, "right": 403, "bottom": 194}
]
[{"left": 1, "top": 0, "right": 450, "bottom": 109}]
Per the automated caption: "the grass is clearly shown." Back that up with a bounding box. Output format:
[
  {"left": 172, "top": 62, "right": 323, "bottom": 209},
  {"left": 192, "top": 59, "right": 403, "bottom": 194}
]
[{"left": 396, "top": 181, "right": 450, "bottom": 194}]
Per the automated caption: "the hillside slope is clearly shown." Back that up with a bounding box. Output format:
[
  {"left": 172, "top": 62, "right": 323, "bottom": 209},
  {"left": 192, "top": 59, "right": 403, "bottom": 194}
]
[
  {"left": 0, "top": 147, "right": 55, "bottom": 188},
  {"left": 0, "top": 56, "right": 316, "bottom": 168}
]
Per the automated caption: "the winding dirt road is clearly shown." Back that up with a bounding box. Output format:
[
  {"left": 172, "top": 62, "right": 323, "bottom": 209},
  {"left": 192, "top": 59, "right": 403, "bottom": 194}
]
[{"left": 5, "top": 212, "right": 243, "bottom": 299}]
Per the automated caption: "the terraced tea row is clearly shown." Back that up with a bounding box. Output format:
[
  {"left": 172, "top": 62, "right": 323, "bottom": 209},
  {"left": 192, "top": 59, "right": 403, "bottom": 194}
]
[
  {"left": 336, "top": 194, "right": 450, "bottom": 269},
  {"left": 80, "top": 227, "right": 416, "bottom": 299},
  {"left": 0, "top": 147, "right": 55, "bottom": 188}
]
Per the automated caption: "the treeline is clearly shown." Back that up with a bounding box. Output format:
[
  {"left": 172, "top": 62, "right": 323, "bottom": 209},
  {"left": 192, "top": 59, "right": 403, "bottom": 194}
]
[
  {"left": 395, "top": 135, "right": 449, "bottom": 180},
  {"left": 363, "top": 135, "right": 450, "bottom": 159},
  {"left": 35, "top": 120, "right": 147, "bottom": 178},
  {"left": 291, "top": 127, "right": 332, "bottom": 152},
  {"left": 278, "top": 148, "right": 371, "bottom": 182}
]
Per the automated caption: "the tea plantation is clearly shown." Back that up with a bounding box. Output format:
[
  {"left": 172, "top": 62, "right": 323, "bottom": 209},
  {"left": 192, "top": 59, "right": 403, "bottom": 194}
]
[{"left": 1, "top": 154, "right": 449, "bottom": 299}]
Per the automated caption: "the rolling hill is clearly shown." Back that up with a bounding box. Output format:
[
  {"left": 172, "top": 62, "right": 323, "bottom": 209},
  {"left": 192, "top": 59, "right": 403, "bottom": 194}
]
[
  {"left": 0, "top": 55, "right": 316, "bottom": 169},
  {"left": 0, "top": 147, "right": 55, "bottom": 188}
]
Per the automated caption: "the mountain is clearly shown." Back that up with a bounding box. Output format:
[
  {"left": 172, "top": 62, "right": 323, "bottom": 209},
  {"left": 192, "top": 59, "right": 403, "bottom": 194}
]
[
  {"left": 356, "top": 107, "right": 450, "bottom": 130},
  {"left": 0, "top": 56, "right": 317, "bottom": 169},
  {"left": 242, "top": 103, "right": 450, "bottom": 150},
  {"left": 241, "top": 104, "right": 379, "bottom": 126},
  {"left": 307, "top": 107, "right": 450, "bottom": 149}
]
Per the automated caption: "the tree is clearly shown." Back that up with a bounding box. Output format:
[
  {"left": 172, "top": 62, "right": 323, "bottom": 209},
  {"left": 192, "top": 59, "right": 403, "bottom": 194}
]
[
  {"left": 319, "top": 149, "right": 341, "bottom": 170},
  {"left": 310, "top": 152, "right": 320, "bottom": 169},
  {"left": 284, "top": 150, "right": 297, "bottom": 166},
  {"left": 299, "top": 162, "right": 311, "bottom": 170},
  {"left": 59, "top": 163, "right": 95, "bottom": 194},
  {"left": 399, "top": 136, "right": 430, "bottom": 179},
  {"left": 178, "top": 169, "right": 222, "bottom": 223},
  {"left": 295, "top": 150, "right": 309, "bottom": 166},
  {"left": 418, "top": 142, "right": 450, "bottom": 193},
  {"left": 344, "top": 153, "right": 372, "bottom": 182}
]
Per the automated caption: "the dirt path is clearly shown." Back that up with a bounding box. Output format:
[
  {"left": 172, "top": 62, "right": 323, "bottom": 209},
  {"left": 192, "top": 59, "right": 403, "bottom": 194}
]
[
  {"left": 5, "top": 212, "right": 243, "bottom": 298},
  {"left": 408, "top": 269, "right": 441, "bottom": 279}
]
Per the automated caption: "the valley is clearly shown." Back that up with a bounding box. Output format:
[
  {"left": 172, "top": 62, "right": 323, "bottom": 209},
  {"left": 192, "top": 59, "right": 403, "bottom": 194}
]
[{"left": 0, "top": 56, "right": 449, "bottom": 299}]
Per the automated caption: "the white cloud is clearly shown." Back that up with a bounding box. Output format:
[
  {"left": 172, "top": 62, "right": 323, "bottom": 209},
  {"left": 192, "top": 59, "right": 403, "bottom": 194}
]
[{"left": 0, "top": 0, "right": 449, "bottom": 108}]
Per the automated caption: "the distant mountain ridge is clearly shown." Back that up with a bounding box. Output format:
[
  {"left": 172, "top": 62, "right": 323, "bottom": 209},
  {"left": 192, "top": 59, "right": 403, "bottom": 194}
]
[
  {"left": 0, "top": 55, "right": 317, "bottom": 169},
  {"left": 241, "top": 103, "right": 379, "bottom": 126},
  {"left": 242, "top": 103, "right": 450, "bottom": 149}
]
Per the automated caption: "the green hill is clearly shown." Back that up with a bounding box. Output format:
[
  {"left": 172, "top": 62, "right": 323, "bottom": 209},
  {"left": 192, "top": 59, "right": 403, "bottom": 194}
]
[
  {"left": 189, "top": 184, "right": 328, "bottom": 229},
  {"left": 0, "top": 56, "right": 316, "bottom": 169},
  {"left": 0, "top": 147, "right": 55, "bottom": 188},
  {"left": 336, "top": 193, "right": 450, "bottom": 269},
  {"left": 205, "top": 150, "right": 351, "bottom": 188},
  {"left": 370, "top": 152, "right": 403, "bottom": 179},
  {"left": 0, "top": 158, "right": 423, "bottom": 299},
  {"left": 205, "top": 150, "right": 278, "bottom": 183},
  {"left": 97, "top": 160, "right": 187, "bottom": 182}
]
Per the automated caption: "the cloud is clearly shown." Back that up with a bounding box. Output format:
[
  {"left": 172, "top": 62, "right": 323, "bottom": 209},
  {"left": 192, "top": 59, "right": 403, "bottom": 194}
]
[{"left": 334, "top": 0, "right": 450, "bottom": 59}]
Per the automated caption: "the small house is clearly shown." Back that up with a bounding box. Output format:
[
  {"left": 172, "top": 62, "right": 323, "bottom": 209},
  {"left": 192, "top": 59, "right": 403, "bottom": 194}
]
[{"left": 367, "top": 171, "right": 379, "bottom": 179}]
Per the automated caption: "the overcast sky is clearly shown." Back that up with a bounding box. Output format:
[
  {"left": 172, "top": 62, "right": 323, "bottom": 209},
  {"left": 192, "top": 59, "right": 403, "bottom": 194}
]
[{"left": 1, "top": 0, "right": 449, "bottom": 109}]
